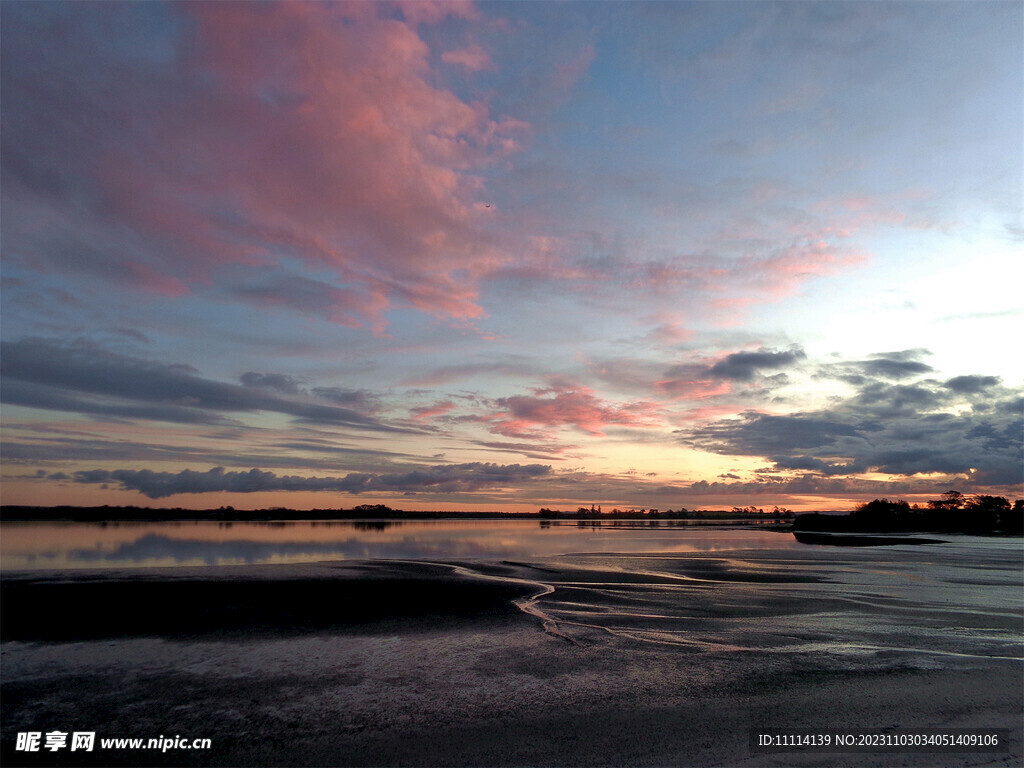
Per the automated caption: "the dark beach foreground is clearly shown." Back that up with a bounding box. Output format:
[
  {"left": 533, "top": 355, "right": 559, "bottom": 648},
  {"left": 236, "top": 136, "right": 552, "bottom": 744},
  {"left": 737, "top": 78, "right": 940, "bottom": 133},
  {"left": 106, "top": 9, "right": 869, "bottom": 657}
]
[{"left": 2, "top": 544, "right": 1022, "bottom": 767}]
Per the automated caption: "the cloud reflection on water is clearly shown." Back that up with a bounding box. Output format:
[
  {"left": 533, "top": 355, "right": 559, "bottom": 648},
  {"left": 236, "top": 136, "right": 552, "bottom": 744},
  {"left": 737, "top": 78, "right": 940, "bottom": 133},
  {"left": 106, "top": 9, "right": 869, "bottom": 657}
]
[{"left": 1, "top": 520, "right": 803, "bottom": 570}]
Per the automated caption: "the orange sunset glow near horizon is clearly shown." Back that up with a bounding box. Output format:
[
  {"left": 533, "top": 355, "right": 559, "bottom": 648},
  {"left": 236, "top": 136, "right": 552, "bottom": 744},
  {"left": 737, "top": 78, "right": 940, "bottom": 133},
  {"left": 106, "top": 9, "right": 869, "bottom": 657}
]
[{"left": 1, "top": 1, "right": 1021, "bottom": 514}]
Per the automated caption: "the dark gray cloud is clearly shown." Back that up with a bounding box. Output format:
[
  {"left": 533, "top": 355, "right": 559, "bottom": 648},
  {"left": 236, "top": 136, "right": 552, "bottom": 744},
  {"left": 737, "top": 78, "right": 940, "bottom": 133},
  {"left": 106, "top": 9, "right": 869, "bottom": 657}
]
[
  {"left": 401, "top": 360, "right": 538, "bottom": 387},
  {"left": 706, "top": 346, "right": 806, "bottom": 381},
  {"left": 225, "top": 274, "right": 383, "bottom": 327},
  {"left": 867, "top": 349, "right": 930, "bottom": 362},
  {"left": 71, "top": 462, "right": 552, "bottom": 499},
  {"left": 656, "top": 346, "right": 806, "bottom": 398},
  {"left": 691, "top": 413, "right": 862, "bottom": 454},
  {"left": 471, "top": 440, "right": 573, "bottom": 460},
  {"left": 241, "top": 374, "right": 381, "bottom": 413},
  {"left": 681, "top": 372, "right": 1023, "bottom": 487},
  {"left": 945, "top": 375, "right": 1001, "bottom": 394},
  {"left": 0, "top": 378, "right": 235, "bottom": 426},
  {"left": 848, "top": 382, "right": 943, "bottom": 418},
  {"left": 2, "top": 436, "right": 223, "bottom": 465},
  {"left": 2, "top": 431, "right": 420, "bottom": 477},
  {"left": 859, "top": 358, "right": 934, "bottom": 380},
  {"left": 1, "top": 3, "right": 204, "bottom": 294},
  {"left": 1, "top": 338, "right": 408, "bottom": 432},
  {"left": 683, "top": 473, "right": 950, "bottom": 499},
  {"left": 240, "top": 372, "right": 306, "bottom": 394},
  {"left": 311, "top": 387, "right": 381, "bottom": 413},
  {"left": 823, "top": 349, "right": 935, "bottom": 383},
  {"left": 271, "top": 440, "right": 414, "bottom": 461}
]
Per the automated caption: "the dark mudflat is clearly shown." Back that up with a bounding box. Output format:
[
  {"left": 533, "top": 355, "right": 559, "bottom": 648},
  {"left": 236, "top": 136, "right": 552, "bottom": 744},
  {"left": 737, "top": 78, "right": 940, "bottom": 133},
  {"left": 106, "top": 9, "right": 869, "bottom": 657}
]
[{"left": 0, "top": 562, "right": 536, "bottom": 642}]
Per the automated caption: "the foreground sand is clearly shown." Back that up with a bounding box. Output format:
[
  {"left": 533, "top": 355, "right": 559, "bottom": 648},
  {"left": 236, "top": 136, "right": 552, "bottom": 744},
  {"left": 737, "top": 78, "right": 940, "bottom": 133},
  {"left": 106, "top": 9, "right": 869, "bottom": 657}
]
[{"left": 2, "top": 547, "right": 1022, "bottom": 767}]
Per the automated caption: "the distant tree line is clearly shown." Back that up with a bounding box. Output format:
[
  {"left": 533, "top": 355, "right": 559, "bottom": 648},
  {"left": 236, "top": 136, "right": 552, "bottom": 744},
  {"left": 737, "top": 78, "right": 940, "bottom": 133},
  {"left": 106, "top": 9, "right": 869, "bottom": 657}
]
[
  {"left": 0, "top": 504, "right": 527, "bottom": 522},
  {"left": 538, "top": 506, "right": 795, "bottom": 520},
  {"left": 794, "top": 491, "right": 1023, "bottom": 535},
  {"left": 1, "top": 504, "right": 792, "bottom": 522}
]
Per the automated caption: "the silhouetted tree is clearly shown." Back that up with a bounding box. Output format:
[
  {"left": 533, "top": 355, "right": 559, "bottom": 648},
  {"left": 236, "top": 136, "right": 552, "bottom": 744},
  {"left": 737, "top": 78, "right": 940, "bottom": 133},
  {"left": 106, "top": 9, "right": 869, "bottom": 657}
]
[
  {"left": 796, "top": 492, "right": 1022, "bottom": 535},
  {"left": 965, "top": 495, "right": 1010, "bottom": 511},
  {"left": 855, "top": 498, "right": 911, "bottom": 516},
  {"left": 928, "top": 490, "right": 965, "bottom": 510},
  {"left": 959, "top": 495, "right": 1011, "bottom": 532},
  {"left": 1009, "top": 501, "right": 1024, "bottom": 535}
]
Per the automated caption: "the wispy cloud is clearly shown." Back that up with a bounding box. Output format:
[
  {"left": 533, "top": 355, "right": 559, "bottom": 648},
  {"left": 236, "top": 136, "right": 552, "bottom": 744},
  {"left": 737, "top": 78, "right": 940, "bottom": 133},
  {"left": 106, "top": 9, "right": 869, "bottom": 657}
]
[
  {"left": 72, "top": 462, "right": 552, "bottom": 499},
  {"left": 0, "top": 339, "right": 407, "bottom": 432},
  {"left": 410, "top": 401, "right": 457, "bottom": 421},
  {"left": 442, "top": 43, "right": 494, "bottom": 72}
]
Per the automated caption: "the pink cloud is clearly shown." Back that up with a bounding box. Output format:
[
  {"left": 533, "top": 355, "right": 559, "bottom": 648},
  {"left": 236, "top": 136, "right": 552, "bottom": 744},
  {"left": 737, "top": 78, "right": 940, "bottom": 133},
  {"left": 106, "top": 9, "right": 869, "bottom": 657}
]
[
  {"left": 710, "top": 297, "right": 757, "bottom": 310},
  {"left": 655, "top": 378, "right": 732, "bottom": 401},
  {"left": 483, "top": 381, "right": 662, "bottom": 438},
  {"left": 229, "top": 273, "right": 391, "bottom": 332},
  {"left": 487, "top": 236, "right": 732, "bottom": 306},
  {"left": 674, "top": 403, "right": 745, "bottom": 423},
  {"left": 402, "top": 362, "right": 536, "bottom": 387},
  {"left": 641, "top": 316, "right": 695, "bottom": 347},
  {"left": 91, "top": 2, "right": 526, "bottom": 329},
  {"left": 393, "top": 1, "right": 480, "bottom": 26},
  {"left": 122, "top": 263, "right": 190, "bottom": 298},
  {"left": 442, "top": 44, "right": 494, "bottom": 72},
  {"left": 411, "top": 401, "right": 457, "bottom": 420},
  {"left": 686, "top": 229, "right": 872, "bottom": 326},
  {"left": 748, "top": 235, "right": 869, "bottom": 293},
  {"left": 553, "top": 44, "right": 596, "bottom": 91},
  {"left": 481, "top": 221, "right": 872, "bottom": 333},
  {"left": 487, "top": 175, "right": 908, "bottom": 326},
  {"left": 809, "top": 194, "right": 921, "bottom": 229}
]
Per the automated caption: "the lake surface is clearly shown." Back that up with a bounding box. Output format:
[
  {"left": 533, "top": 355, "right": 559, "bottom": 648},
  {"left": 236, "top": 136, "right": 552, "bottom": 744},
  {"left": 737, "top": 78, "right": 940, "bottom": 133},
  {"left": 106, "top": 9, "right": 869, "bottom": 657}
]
[{"left": 1, "top": 519, "right": 809, "bottom": 570}]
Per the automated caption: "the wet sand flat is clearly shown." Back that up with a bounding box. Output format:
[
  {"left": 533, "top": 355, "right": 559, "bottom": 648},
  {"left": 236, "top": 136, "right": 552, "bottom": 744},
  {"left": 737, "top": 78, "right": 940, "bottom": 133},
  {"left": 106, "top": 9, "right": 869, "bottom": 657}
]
[{"left": 2, "top": 539, "right": 1022, "bottom": 767}]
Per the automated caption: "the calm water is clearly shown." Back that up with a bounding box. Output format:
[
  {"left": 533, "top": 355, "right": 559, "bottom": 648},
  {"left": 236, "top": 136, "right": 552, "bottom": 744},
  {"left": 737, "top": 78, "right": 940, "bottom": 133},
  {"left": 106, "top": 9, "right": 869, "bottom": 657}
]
[
  {"left": 0, "top": 519, "right": 807, "bottom": 570},
  {"left": 3, "top": 520, "right": 1022, "bottom": 692},
  {"left": 4, "top": 520, "right": 1021, "bottom": 660}
]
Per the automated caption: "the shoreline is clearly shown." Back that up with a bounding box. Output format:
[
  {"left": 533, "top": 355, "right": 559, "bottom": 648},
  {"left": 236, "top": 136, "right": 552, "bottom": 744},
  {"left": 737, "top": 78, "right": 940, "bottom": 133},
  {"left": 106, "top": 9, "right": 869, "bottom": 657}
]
[{"left": 1, "top": 505, "right": 798, "bottom": 523}]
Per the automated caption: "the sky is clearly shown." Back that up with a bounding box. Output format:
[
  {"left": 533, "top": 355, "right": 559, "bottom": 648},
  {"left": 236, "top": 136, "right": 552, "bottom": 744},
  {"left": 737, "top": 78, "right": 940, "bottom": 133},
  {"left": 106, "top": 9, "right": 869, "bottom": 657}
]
[{"left": 1, "top": 0, "right": 1022, "bottom": 513}]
